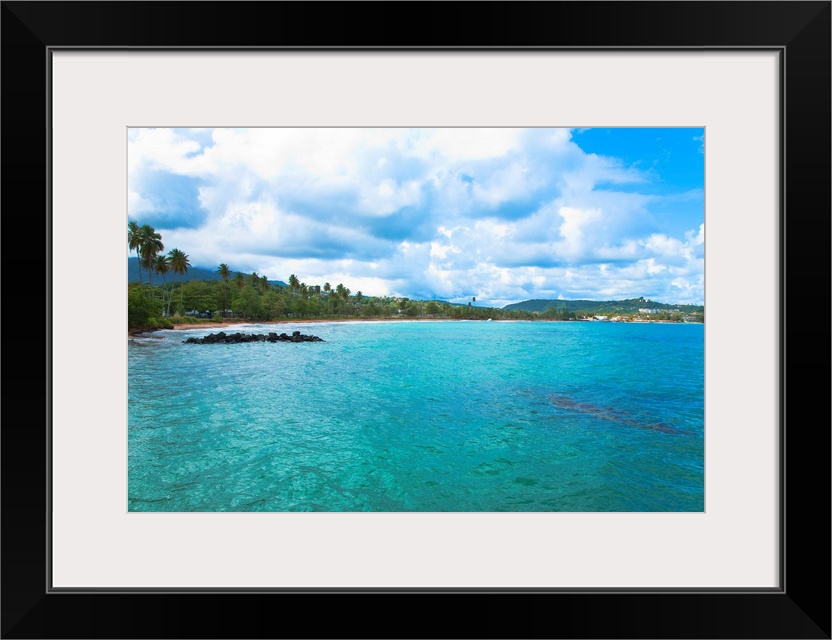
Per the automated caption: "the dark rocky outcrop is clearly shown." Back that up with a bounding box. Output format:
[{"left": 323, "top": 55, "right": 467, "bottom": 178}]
[{"left": 184, "top": 330, "right": 324, "bottom": 344}]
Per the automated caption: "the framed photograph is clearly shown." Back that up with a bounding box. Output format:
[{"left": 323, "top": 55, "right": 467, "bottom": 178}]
[
  {"left": 125, "top": 123, "right": 707, "bottom": 517},
  {"left": 3, "top": 2, "right": 829, "bottom": 638}
]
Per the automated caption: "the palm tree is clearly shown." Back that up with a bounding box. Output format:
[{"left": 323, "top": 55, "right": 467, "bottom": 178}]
[
  {"left": 248, "top": 272, "right": 260, "bottom": 288},
  {"left": 323, "top": 282, "right": 331, "bottom": 294},
  {"left": 341, "top": 286, "right": 351, "bottom": 316},
  {"left": 288, "top": 274, "right": 300, "bottom": 292},
  {"left": 218, "top": 263, "right": 231, "bottom": 317},
  {"left": 333, "top": 284, "right": 345, "bottom": 315},
  {"left": 233, "top": 272, "right": 245, "bottom": 290},
  {"left": 260, "top": 275, "right": 269, "bottom": 292},
  {"left": 128, "top": 220, "right": 143, "bottom": 284},
  {"left": 153, "top": 254, "right": 172, "bottom": 315},
  {"left": 139, "top": 225, "right": 163, "bottom": 286},
  {"left": 168, "top": 248, "right": 190, "bottom": 314},
  {"left": 154, "top": 254, "right": 170, "bottom": 279}
]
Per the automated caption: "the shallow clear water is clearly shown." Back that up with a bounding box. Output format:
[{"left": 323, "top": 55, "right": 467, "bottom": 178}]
[{"left": 128, "top": 321, "right": 704, "bottom": 512}]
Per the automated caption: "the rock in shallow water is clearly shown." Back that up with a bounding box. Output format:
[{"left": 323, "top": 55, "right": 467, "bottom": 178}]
[{"left": 184, "top": 331, "right": 324, "bottom": 344}]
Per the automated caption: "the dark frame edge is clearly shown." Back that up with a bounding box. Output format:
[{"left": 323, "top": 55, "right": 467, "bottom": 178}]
[
  {"left": 45, "top": 45, "right": 54, "bottom": 602},
  {"left": 780, "top": 3, "right": 831, "bottom": 633},
  {"left": 2, "top": 3, "right": 50, "bottom": 639},
  {"left": 778, "top": 43, "right": 786, "bottom": 602},
  {"left": 2, "top": 1, "right": 830, "bottom": 639}
]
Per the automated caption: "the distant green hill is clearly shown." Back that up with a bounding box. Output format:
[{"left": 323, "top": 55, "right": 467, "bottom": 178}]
[
  {"left": 128, "top": 258, "right": 287, "bottom": 287},
  {"left": 502, "top": 297, "right": 704, "bottom": 314}
]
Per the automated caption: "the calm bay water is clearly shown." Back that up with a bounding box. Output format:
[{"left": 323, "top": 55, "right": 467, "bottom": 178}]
[{"left": 128, "top": 320, "right": 704, "bottom": 512}]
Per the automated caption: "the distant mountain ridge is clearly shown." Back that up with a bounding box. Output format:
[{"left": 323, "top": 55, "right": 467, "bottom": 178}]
[
  {"left": 128, "top": 258, "right": 287, "bottom": 287},
  {"left": 502, "top": 297, "right": 704, "bottom": 314}
]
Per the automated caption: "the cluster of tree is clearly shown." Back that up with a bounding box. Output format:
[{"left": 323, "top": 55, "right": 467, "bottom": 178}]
[
  {"left": 131, "top": 276, "right": 506, "bottom": 323},
  {"left": 503, "top": 297, "right": 704, "bottom": 315},
  {"left": 541, "top": 306, "right": 578, "bottom": 320},
  {"left": 128, "top": 221, "right": 191, "bottom": 328},
  {"left": 127, "top": 270, "right": 541, "bottom": 332},
  {"left": 647, "top": 311, "right": 703, "bottom": 323}
]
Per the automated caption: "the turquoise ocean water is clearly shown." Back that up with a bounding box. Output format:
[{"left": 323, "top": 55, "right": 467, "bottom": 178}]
[{"left": 128, "top": 321, "right": 704, "bottom": 512}]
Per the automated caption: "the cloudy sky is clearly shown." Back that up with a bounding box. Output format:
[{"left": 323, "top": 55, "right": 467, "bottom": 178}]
[{"left": 128, "top": 127, "right": 704, "bottom": 307}]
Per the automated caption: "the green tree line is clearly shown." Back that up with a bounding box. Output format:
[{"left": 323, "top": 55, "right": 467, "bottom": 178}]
[{"left": 128, "top": 220, "right": 703, "bottom": 331}]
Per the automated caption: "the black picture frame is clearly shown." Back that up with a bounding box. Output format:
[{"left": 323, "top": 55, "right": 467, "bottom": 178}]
[{"left": 2, "top": 2, "right": 829, "bottom": 638}]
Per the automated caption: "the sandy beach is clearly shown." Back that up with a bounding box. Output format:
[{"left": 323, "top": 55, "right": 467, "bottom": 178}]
[
  {"left": 173, "top": 317, "right": 461, "bottom": 329},
  {"left": 129, "top": 315, "right": 697, "bottom": 337},
  {"left": 129, "top": 316, "right": 471, "bottom": 337}
]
